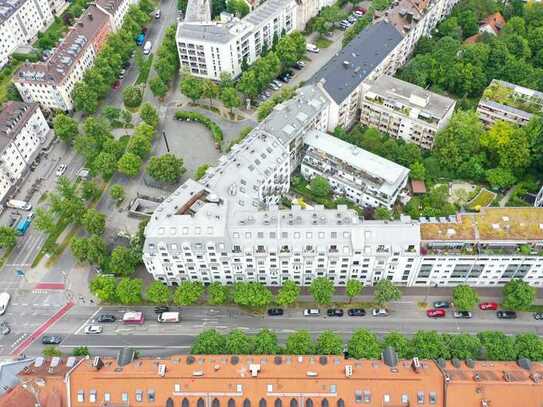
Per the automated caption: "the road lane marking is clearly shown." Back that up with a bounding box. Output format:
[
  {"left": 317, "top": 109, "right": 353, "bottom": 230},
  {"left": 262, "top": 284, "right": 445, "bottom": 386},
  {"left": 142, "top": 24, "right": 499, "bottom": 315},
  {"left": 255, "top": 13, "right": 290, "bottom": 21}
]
[
  {"left": 74, "top": 307, "right": 103, "bottom": 335},
  {"left": 60, "top": 345, "right": 192, "bottom": 349}
]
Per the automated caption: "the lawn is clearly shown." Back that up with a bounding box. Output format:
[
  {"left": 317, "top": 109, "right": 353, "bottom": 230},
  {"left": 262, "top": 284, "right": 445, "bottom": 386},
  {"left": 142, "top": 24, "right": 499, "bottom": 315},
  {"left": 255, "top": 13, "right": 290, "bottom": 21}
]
[
  {"left": 467, "top": 188, "right": 496, "bottom": 210},
  {"left": 315, "top": 37, "right": 333, "bottom": 49}
]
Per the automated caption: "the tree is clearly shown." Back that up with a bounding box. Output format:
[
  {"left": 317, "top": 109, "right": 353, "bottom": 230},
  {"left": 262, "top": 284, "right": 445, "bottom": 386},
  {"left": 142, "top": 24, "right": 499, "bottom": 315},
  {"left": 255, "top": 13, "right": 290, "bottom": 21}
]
[
  {"left": 411, "top": 331, "right": 449, "bottom": 359},
  {"left": 195, "top": 163, "right": 209, "bottom": 180},
  {"left": 191, "top": 329, "right": 226, "bottom": 354},
  {"left": 82, "top": 208, "right": 106, "bottom": 235},
  {"left": 452, "top": 284, "right": 479, "bottom": 311},
  {"left": 42, "top": 346, "right": 62, "bottom": 357},
  {"left": 316, "top": 330, "right": 343, "bottom": 355},
  {"left": 73, "top": 82, "right": 99, "bottom": 114},
  {"left": 220, "top": 87, "right": 241, "bottom": 112},
  {"left": 123, "top": 85, "right": 143, "bottom": 108},
  {"left": 443, "top": 333, "right": 482, "bottom": 359},
  {"left": 147, "top": 154, "right": 185, "bottom": 183},
  {"left": 237, "top": 70, "right": 260, "bottom": 99},
  {"left": 139, "top": 102, "right": 159, "bottom": 129},
  {"left": 109, "top": 245, "right": 137, "bottom": 276},
  {"left": 285, "top": 331, "right": 314, "bottom": 354},
  {"left": 515, "top": 333, "right": 543, "bottom": 360},
  {"left": 127, "top": 133, "right": 152, "bottom": 158},
  {"left": 348, "top": 329, "right": 381, "bottom": 359},
  {"left": 275, "top": 32, "right": 306, "bottom": 67},
  {"left": 103, "top": 105, "right": 121, "bottom": 125},
  {"left": 110, "top": 184, "right": 125, "bottom": 203},
  {"left": 373, "top": 279, "right": 401, "bottom": 307},
  {"left": 375, "top": 207, "right": 392, "bottom": 220},
  {"left": 345, "top": 279, "right": 363, "bottom": 303},
  {"left": 233, "top": 282, "right": 273, "bottom": 308},
  {"left": 0, "top": 227, "right": 16, "bottom": 249},
  {"left": 116, "top": 277, "right": 143, "bottom": 304},
  {"left": 174, "top": 281, "right": 204, "bottom": 305},
  {"left": 253, "top": 329, "right": 280, "bottom": 354},
  {"left": 410, "top": 161, "right": 426, "bottom": 180},
  {"left": 90, "top": 275, "right": 117, "bottom": 303},
  {"left": 502, "top": 279, "right": 535, "bottom": 310},
  {"left": 309, "top": 176, "right": 330, "bottom": 198},
  {"left": 226, "top": 0, "right": 249, "bottom": 16},
  {"left": 71, "top": 235, "right": 107, "bottom": 266},
  {"left": 72, "top": 346, "right": 90, "bottom": 356},
  {"left": 81, "top": 180, "right": 100, "bottom": 202},
  {"left": 486, "top": 167, "right": 517, "bottom": 190},
  {"left": 275, "top": 280, "right": 300, "bottom": 306},
  {"left": 309, "top": 277, "right": 334, "bottom": 305},
  {"left": 481, "top": 120, "right": 531, "bottom": 173},
  {"left": 201, "top": 79, "right": 220, "bottom": 105},
  {"left": 382, "top": 332, "right": 413, "bottom": 359},
  {"left": 225, "top": 329, "right": 253, "bottom": 354},
  {"left": 117, "top": 152, "right": 142, "bottom": 177},
  {"left": 150, "top": 77, "right": 168, "bottom": 98},
  {"left": 33, "top": 208, "right": 56, "bottom": 234},
  {"left": 207, "top": 282, "right": 229, "bottom": 305},
  {"left": 146, "top": 281, "right": 171, "bottom": 304},
  {"left": 477, "top": 331, "right": 517, "bottom": 360},
  {"left": 180, "top": 73, "right": 203, "bottom": 102},
  {"left": 93, "top": 152, "right": 118, "bottom": 179},
  {"left": 53, "top": 113, "right": 79, "bottom": 143}
]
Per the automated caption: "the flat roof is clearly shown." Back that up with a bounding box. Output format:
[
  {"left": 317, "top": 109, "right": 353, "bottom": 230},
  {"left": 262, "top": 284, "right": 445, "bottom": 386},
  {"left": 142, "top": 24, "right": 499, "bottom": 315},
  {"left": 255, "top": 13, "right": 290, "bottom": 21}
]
[
  {"left": 421, "top": 208, "right": 543, "bottom": 242},
  {"left": 244, "top": 0, "right": 294, "bottom": 26},
  {"left": 310, "top": 21, "right": 403, "bottom": 104},
  {"left": 177, "top": 23, "right": 234, "bottom": 43},
  {"left": 184, "top": 0, "right": 211, "bottom": 23}
]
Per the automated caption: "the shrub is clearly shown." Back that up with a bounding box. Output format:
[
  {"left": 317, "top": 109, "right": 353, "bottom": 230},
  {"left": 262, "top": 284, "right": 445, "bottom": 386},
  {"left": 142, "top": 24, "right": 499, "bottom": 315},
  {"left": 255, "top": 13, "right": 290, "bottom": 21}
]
[{"left": 175, "top": 111, "right": 223, "bottom": 144}]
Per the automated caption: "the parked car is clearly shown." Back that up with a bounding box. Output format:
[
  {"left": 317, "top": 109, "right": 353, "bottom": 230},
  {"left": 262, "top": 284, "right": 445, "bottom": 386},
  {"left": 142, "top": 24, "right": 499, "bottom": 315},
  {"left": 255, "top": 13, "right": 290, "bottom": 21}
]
[
  {"left": 112, "top": 80, "right": 121, "bottom": 90},
  {"left": 479, "top": 302, "right": 498, "bottom": 310},
  {"left": 497, "top": 310, "right": 517, "bottom": 319},
  {"left": 426, "top": 309, "right": 446, "bottom": 318},
  {"left": 372, "top": 308, "right": 390, "bottom": 317},
  {"left": 154, "top": 306, "right": 170, "bottom": 314},
  {"left": 269, "top": 83, "right": 280, "bottom": 91},
  {"left": 55, "top": 164, "right": 67, "bottom": 177},
  {"left": 119, "top": 68, "right": 126, "bottom": 79},
  {"left": 272, "top": 79, "right": 283, "bottom": 88},
  {"left": 267, "top": 308, "right": 284, "bottom": 316},
  {"left": 327, "top": 308, "right": 344, "bottom": 317},
  {"left": 432, "top": 301, "right": 450, "bottom": 309},
  {"left": 453, "top": 311, "right": 473, "bottom": 319},
  {"left": 42, "top": 335, "right": 62, "bottom": 345},
  {"left": 353, "top": 10, "right": 365, "bottom": 16},
  {"left": 534, "top": 312, "right": 543, "bottom": 320},
  {"left": 347, "top": 16, "right": 357, "bottom": 23},
  {"left": 354, "top": 7, "right": 367, "bottom": 13},
  {"left": 122, "top": 60, "right": 130, "bottom": 69},
  {"left": 0, "top": 321, "right": 10, "bottom": 335},
  {"left": 304, "top": 308, "right": 320, "bottom": 317},
  {"left": 347, "top": 308, "right": 366, "bottom": 317},
  {"left": 84, "top": 325, "right": 103, "bottom": 334},
  {"left": 97, "top": 314, "right": 116, "bottom": 323},
  {"left": 294, "top": 61, "right": 305, "bottom": 69}
]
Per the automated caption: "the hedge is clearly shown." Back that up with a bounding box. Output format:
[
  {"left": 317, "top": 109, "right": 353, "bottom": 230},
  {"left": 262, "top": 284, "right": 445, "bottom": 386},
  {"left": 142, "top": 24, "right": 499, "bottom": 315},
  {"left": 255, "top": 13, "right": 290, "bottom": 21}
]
[{"left": 175, "top": 111, "right": 224, "bottom": 144}]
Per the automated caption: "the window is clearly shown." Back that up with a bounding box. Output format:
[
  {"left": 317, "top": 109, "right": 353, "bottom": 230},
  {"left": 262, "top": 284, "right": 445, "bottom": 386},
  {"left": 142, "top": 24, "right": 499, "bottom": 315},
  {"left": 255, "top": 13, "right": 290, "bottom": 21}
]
[
  {"left": 104, "top": 393, "right": 111, "bottom": 402},
  {"left": 136, "top": 390, "right": 143, "bottom": 402},
  {"left": 77, "top": 391, "right": 84, "bottom": 403},
  {"left": 429, "top": 392, "right": 437, "bottom": 405},
  {"left": 417, "top": 392, "right": 424, "bottom": 405},
  {"left": 363, "top": 391, "right": 371, "bottom": 403},
  {"left": 401, "top": 395, "right": 408, "bottom": 405},
  {"left": 89, "top": 390, "right": 97, "bottom": 403},
  {"left": 383, "top": 394, "right": 390, "bottom": 404},
  {"left": 122, "top": 393, "right": 129, "bottom": 402}
]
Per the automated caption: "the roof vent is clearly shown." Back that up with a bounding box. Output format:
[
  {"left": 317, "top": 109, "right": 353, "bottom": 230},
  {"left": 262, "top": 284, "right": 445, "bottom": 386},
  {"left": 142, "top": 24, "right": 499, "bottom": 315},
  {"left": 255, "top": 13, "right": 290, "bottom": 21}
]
[
  {"left": 231, "top": 356, "right": 240, "bottom": 365},
  {"left": 274, "top": 356, "right": 282, "bottom": 365},
  {"left": 344, "top": 365, "right": 353, "bottom": 378},
  {"left": 249, "top": 364, "right": 261, "bottom": 377},
  {"left": 451, "top": 358, "right": 461, "bottom": 368},
  {"left": 473, "top": 372, "right": 481, "bottom": 382},
  {"left": 411, "top": 357, "right": 421, "bottom": 373},
  {"left": 517, "top": 358, "right": 532, "bottom": 370},
  {"left": 158, "top": 364, "right": 166, "bottom": 377},
  {"left": 186, "top": 356, "right": 195, "bottom": 365},
  {"left": 319, "top": 356, "right": 328, "bottom": 365},
  {"left": 117, "top": 349, "right": 135, "bottom": 367},
  {"left": 382, "top": 347, "right": 398, "bottom": 368},
  {"left": 466, "top": 359, "right": 475, "bottom": 368},
  {"left": 93, "top": 356, "right": 104, "bottom": 370}
]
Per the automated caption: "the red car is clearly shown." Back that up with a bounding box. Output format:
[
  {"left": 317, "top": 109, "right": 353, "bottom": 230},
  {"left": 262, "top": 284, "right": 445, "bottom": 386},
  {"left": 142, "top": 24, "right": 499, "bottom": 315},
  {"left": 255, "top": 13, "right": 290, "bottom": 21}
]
[
  {"left": 426, "top": 309, "right": 446, "bottom": 318},
  {"left": 112, "top": 80, "right": 121, "bottom": 90},
  {"left": 354, "top": 7, "right": 367, "bottom": 13},
  {"left": 479, "top": 302, "right": 498, "bottom": 310}
]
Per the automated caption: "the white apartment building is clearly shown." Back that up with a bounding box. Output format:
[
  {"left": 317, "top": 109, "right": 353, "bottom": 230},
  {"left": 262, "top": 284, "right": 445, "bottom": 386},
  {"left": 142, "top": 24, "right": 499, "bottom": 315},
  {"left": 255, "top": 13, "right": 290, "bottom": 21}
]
[
  {"left": 0, "top": 101, "right": 49, "bottom": 202},
  {"left": 311, "top": 0, "right": 460, "bottom": 131},
  {"left": 359, "top": 75, "right": 456, "bottom": 149},
  {"left": 301, "top": 130, "right": 409, "bottom": 208},
  {"left": 96, "top": 0, "right": 137, "bottom": 30},
  {"left": 13, "top": 5, "right": 113, "bottom": 111},
  {"left": 0, "top": 0, "right": 54, "bottom": 68},
  {"left": 477, "top": 79, "right": 543, "bottom": 128},
  {"left": 176, "top": 0, "right": 305, "bottom": 80}
]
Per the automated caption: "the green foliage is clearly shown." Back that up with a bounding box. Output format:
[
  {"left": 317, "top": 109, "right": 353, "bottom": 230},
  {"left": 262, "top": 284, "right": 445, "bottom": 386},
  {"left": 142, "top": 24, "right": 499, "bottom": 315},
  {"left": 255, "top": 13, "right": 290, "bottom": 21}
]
[
  {"left": 275, "top": 32, "right": 307, "bottom": 67},
  {"left": 256, "top": 86, "right": 296, "bottom": 120},
  {"left": 70, "top": 235, "right": 107, "bottom": 266},
  {"left": 342, "top": 13, "right": 373, "bottom": 47},
  {"left": 237, "top": 50, "right": 283, "bottom": 99},
  {"left": 226, "top": 126, "right": 253, "bottom": 152},
  {"left": 116, "top": 277, "right": 144, "bottom": 305},
  {"left": 72, "top": 346, "right": 90, "bottom": 356},
  {"left": 477, "top": 331, "right": 517, "bottom": 361},
  {"left": 411, "top": 331, "right": 450, "bottom": 359},
  {"left": 404, "top": 185, "right": 457, "bottom": 219},
  {"left": 33, "top": 208, "right": 56, "bottom": 234},
  {"left": 285, "top": 330, "right": 314, "bottom": 354},
  {"left": 140, "top": 102, "right": 159, "bottom": 129},
  {"left": 309, "top": 176, "right": 331, "bottom": 198},
  {"left": 485, "top": 167, "right": 517, "bottom": 190},
  {"left": 175, "top": 111, "right": 224, "bottom": 144},
  {"left": 253, "top": 329, "right": 280, "bottom": 354},
  {"left": 452, "top": 284, "right": 479, "bottom": 311},
  {"left": 42, "top": 346, "right": 61, "bottom": 357},
  {"left": 117, "top": 152, "right": 143, "bottom": 177},
  {"left": 220, "top": 87, "right": 241, "bottom": 112},
  {"left": 150, "top": 77, "right": 168, "bottom": 98},
  {"left": 90, "top": 275, "right": 117, "bottom": 303},
  {"left": 382, "top": 332, "right": 413, "bottom": 359},
  {"left": 201, "top": 79, "right": 220, "bottom": 104},
  {"left": 207, "top": 282, "right": 229, "bottom": 305},
  {"left": 191, "top": 329, "right": 226, "bottom": 354},
  {"left": 0, "top": 227, "right": 16, "bottom": 249},
  {"left": 147, "top": 154, "right": 185, "bottom": 183},
  {"left": 146, "top": 281, "right": 171, "bottom": 304},
  {"left": 309, "top": 277, "right": 335, "bottom": 305},
  {"left": 194, "top": 163, "right": 210, "bottom": 180},
  {"left": 135, "top": 54, "right": 153, "bottom": 85},
  {"left": 226, "top": 0, "right": 249, "bottom": 16},
  {"left": 275, "top": 280, "right": 300, "bottom": 306},
  {"left": 232, "top": 282, "right": 273, "bottom": 309},
  {"left": 444, "top": 333, "right": 482, "bottom": 359},
  {"left": 110, "top": 184, "right": 125, "bottom": 203},
  {"left": 348, "top": 329, "right": 381, "bottom": 359},
  {"left": 225, "top": 329, "right": 253, "bottom": 354},
  {"left": 73, "top": 82, "right": 99, "bottom": 114},
  {"left": 81, "top": 180, "right": 101, "bottom": 202},
  {"left": 345, "top": 279, "right": 363, "bottom": 302},
  {"left": 375, "top": 207, "right": 392, "bottom": 220},
  {"left": 410, "top": 161, "right": 426, "bottom": 181},
  {"left": 109, "top": 245, "right": 138, "bottom": 276},
  {"left": 502, "top": 279, "right": 535, "bottom": 310},
  {"left": 174, "top": 281, "right": 205, "bottom": 305},
  {"left": 373, "top": 279, "right": 401, "bottom": 306},
  {"left": 122, "top": 85, "right": 143, "bottom": 108},
  {"left": 180, "top": 73, "right": 203, "bottom": 102},
  {"left": 53, "top": 113, "right": 79, "bottom": 143},
  {"left": 515, "top": 333, "right": 543, "bottom": 361},
  {"left": 82, "top": 208, "right": 106, "bottom": 235},
  {"left": 315, "top": 330, "right": 343, "bottom": 355}
]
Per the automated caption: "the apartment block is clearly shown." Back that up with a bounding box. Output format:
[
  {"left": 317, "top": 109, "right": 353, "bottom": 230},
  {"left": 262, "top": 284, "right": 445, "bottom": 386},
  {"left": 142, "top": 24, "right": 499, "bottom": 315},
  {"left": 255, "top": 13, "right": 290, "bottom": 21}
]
[
  {"left": 477, "top": 79, "right": 543, "bottom": 128},
  {"left": 176, "top": 0, "right": 298, "bottom": 80},
  {"left": 301, "top": 130, "right": 409, "bottom": 208},
  {"left": 0, "top": 0, "right": 54, "bottom": 68},
  {"left": 3, "top": 352, "right": 543, "bottom": 407},
  {"left": 0, "top": 101, "right": 49, "bottom": 202},
  {"left": 360, "top": 75, "right": 455, "bottom": 149},
  {"left": 96, "top": 0, "right": 137, "bottom": 30}
]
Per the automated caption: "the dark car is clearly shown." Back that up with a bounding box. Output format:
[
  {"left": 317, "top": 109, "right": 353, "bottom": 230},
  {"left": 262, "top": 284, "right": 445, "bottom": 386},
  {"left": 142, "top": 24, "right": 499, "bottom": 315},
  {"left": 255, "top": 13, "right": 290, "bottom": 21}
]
[
  {"left": 154, "top": 306, "right": 169, "bottom": 314},
  {"left": 534, "top": 312, "right": 543, "bottom": 320},
  {"left": 267, "top": 308, "right": 284, "bottom": 316},
  {"left": 42, "top": 335, "right": 62, "bottom": 345},
  {"left": 327, "top": 308, "right": 344, "bottom": 317},
  {"left": 347, "top": 308, "right": 366, "bottom": 317},
  {"left": 497, "top": 311, "right": 517, "bottom": 319},
  {"left": 432, "top": 301, "right": 450, "bottom": 309},
  {"left": 97, "top": 314, "right": 116, "bottom": 323},
  {"left": 278, "top": 73, "right": 291, "bottom": 83},
  {"left": 0, "top": 321, "right": 10, "bottom": 335}
]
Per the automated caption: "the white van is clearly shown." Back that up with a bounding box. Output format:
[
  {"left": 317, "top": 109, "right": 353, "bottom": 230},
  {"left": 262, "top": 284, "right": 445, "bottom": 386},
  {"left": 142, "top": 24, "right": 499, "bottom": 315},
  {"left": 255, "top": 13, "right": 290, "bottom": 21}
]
[
  {"left": 306, "top": 43, "right": 320, "bottom": 53},
  {"left": 6, "top": 199, "right": 31, "bottom": 211},
  {"left": 143, "top": 41, "right": 152, "bottom": 55},
  {"left": 0, "top": 292, "right": 10, "bottom": 315},
  {"left": 157, "top": 311, "right": 180, "bottom": 323}
]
